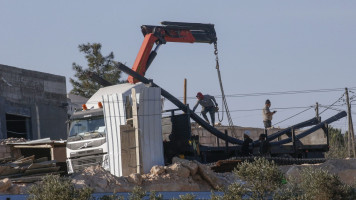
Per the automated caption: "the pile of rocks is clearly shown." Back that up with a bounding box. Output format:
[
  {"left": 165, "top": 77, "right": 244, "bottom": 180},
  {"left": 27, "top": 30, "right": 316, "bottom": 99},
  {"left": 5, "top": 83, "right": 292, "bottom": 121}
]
[
  {"left": 71, "top": 157, "right": 238, "bottom": 193},
  {"left": 2, "top": 158, "right": 356, "bottom": 195},
  {"left": 280, "top": 158, "right": 356, "bottom": 185},
  {"left": 0, "top": 178, "right": 28, "bottom": 194},
  {"left": 0, "top": 137, "right": 27, "bottom": 145}
]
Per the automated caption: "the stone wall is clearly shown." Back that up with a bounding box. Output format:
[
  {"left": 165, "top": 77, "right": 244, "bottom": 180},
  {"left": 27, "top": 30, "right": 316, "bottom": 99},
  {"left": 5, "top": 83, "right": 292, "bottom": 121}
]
[{"left": 0, "top": 145, "right": 21, "bottom": 160}]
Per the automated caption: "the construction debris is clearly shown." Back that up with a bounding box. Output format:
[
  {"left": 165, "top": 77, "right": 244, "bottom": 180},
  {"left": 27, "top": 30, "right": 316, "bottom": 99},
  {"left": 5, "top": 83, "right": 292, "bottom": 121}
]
[
  {"left": 70, "top": 157, "right": 237, "bottom": 193},
  {"left": 0, "top": 138, "right": 27, "bottom": 145},
  {"left": 0, "top": 157, "right": 356, "bottom": 195},
  {"left": 280, "top": 158, "right": 356, "bottom": 185},
  {"left": 0, "top": 155, "right": 61, "bottom": 183}
]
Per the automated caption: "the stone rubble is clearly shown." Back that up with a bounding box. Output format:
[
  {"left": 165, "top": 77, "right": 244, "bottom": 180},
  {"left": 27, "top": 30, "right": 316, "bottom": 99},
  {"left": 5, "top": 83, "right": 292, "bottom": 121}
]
[
  {"left": 71, "top": 157, "right": 238, "bottom": 193},
  {"left": 0, "top": 137, "right": 27, "bottom": 145},
  {"left": 0, "top": 157, "right": 356, "bottom": 194},
  {"left": 280, "top": 158, "right": 356, "bottom": 185}
]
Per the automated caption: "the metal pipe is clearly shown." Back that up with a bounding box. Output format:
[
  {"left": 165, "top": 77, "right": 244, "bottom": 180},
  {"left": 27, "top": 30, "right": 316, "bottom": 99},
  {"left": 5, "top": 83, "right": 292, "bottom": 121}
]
[
  {"left": 116, "top": 62, "right": 244, "bottom": 145},
  {"left": 116, "top": 62, "right": 346, "bottom": 147},
  {"left": 270, "top": 111, "right": 347, "bottom": 146},
  {"left": 266, "top": 117, "right": 319, "bottom": 142}
]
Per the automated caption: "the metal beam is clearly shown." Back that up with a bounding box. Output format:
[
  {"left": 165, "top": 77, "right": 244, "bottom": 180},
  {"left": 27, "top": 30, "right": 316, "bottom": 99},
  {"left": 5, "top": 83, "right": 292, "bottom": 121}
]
[
  {"left": 116, "top": 62, "right": 244, "bottom": 145},
  {"left": 270, "top": 111, "right": 347, "bottom": 146}
]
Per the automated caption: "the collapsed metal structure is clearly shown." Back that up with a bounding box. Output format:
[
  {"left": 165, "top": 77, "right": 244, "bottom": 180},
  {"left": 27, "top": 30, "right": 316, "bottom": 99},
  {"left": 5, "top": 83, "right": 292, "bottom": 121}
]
[{"left": 117, "top": 62, "right": 346, "bottom": 149}]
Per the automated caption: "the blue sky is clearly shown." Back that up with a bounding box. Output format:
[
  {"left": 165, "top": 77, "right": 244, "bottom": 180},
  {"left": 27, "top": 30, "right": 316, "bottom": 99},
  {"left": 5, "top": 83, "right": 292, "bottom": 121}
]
[{"left": 1, "top": 1, "right": 355, "bottom": 131}]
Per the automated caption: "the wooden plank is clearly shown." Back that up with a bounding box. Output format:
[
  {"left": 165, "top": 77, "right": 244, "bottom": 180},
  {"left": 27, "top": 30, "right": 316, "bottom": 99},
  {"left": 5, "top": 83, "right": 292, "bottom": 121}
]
[
  {"left": 0, "top": 156, "right": 13, "bottom": 164},
  {"left": 131, "top": 88, "right": 140, "bottom": 174},
  {"left": 0, "top": 166, "right": 10, "bottom": 174},
  {"left": 28, "top": 160, "right": 56, "bottom": 170},
  {"left": 0, "top": 167, "right": 22, "bottom": 176},
  {"left": 24, "top": 166, "right": 60, "bottom": 175},
  {"left": 34, "top": 157, "right": 49, "bottom": 163},
  {"left": 10, "top": 172, "right": 63, "bottom": 183},
  {"left": 13, "top": 144, "right": 52, "bottom": 148},
  {"left": 13, "top": 155, "right": 35, "bottom": 164},
  {"left": 13, "top": 159, "right": 33, "bottom": 167}
]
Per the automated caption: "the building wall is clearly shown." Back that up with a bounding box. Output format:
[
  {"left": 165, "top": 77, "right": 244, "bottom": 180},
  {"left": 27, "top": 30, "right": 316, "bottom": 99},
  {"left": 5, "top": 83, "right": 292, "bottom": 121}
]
[
  {"left": 191, "top": 125, "right": 280, "bottom": 147},
  {"left": 162, "top": 119, "right": 326, "bottom": 147},
  {"left": 191, "top": 125, "right": 326, "bottom": 147},
  {"left": 0, "top": 64, "right": 67, "bottom": 140}
]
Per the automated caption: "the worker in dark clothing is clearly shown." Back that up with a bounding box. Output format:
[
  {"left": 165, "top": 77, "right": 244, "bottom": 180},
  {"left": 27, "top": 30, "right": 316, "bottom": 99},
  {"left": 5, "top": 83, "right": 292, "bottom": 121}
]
[
  {"left": 192, "top": 92, "right": 218, "bottom": 127},
  {"left": 241, "top": 130, "right": 253, "bottom": 156},
  {"left": 259, "top": 134, "right": 270, "bottom": 156}
]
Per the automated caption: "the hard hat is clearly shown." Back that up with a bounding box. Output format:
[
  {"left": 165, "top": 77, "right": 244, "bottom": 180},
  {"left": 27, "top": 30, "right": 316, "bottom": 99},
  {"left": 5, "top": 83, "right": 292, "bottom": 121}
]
[
  {"left": 196, "top": 92, "right": 204, "bottom": 99},
  {"left": 244, "top": 130, "right": 251, "bottom": 137}
]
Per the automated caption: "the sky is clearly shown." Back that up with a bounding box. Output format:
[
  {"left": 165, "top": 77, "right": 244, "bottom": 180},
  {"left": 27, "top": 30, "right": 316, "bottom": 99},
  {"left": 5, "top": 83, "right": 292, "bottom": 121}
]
[{"left": 1, "top": 1, "right": 356, "bottom": 131}]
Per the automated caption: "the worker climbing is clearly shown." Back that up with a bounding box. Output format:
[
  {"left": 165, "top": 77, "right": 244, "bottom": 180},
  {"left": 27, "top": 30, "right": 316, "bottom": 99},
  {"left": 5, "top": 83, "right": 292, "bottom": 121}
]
[{"left": 192, "top": 92, "right": 219, "bottom": 127}]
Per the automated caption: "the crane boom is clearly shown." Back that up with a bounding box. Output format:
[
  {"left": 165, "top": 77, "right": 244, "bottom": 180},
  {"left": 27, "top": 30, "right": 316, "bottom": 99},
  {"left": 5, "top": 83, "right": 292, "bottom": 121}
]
[{"left": 128, "top": 21, "right": 217, "bottom": 83}]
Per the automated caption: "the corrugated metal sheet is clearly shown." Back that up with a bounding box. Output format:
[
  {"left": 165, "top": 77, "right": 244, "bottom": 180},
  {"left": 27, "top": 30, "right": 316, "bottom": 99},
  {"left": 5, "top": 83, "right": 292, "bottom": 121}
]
[
  {"left": 138, "top": 87, "right": 164, "bottom": 173},
  {"left": 102, "top": 84, "right": 163, "bottom": 177},
  {"left": 10, "top": 138, "right": 66, "bottom": 145},
  {"left": 102, "top": 93, "right": 125, "bottom": 177},
  {"left": 88, "top": 83, "right": 144, "bottom": 109}
]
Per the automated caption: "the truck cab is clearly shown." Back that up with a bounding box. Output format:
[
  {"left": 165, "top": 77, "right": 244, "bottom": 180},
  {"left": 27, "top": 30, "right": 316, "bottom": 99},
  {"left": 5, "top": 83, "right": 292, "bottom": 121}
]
[{"left": 66, "top": 107, "right": 109, "bottom": 173}]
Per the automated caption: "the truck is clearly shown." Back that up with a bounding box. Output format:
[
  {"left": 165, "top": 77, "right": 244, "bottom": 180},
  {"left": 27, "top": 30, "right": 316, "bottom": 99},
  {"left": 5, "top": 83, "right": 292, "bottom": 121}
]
[
  {"left": 66, "top": 104, "right": 108, "bottom": 173},
  {"left": 66, "top": 21, "right": 218, "bottom": 174},
  {"left": 66, "top": 21, "right": 348, "bottom": 175},
  {"left": 66, "top": 82, "right": 160, "bottom": 176}
]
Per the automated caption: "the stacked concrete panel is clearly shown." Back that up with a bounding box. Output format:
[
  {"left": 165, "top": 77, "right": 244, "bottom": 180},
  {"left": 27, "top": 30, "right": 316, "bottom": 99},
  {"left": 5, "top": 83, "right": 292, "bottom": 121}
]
[{"left": 102, "top": 83, "right": 164, "bottom": 177}]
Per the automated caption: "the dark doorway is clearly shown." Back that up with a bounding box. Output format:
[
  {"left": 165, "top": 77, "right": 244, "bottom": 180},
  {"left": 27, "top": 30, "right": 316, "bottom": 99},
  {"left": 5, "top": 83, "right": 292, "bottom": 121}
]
[{"left": 5, "top": 114, "right": 30, "bottom": 139}]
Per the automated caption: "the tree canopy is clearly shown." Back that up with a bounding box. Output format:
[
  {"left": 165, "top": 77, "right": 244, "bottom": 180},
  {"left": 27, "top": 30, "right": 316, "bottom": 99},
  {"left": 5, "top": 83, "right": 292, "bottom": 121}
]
[
  {"left": 325, "top": 126, "right": 348, "bottom": 158},
  {"left": 70, "top": 43, "right": 123, "bottom": 98}
]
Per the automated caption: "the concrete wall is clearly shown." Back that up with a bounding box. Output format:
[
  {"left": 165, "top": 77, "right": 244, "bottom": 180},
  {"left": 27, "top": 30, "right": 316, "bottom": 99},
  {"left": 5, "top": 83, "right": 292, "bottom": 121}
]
[
  {"left": 191, "top": 125, "right": 280, "bottom": 147},
  {"left": 0, "top": 64, "right": 67, "bottom": 140},
  {"left": 162, "top": 119, "right": 325, "bottom": 147},
  {"left": 190, "top": 124, "right": 326, "bottom": 147}
]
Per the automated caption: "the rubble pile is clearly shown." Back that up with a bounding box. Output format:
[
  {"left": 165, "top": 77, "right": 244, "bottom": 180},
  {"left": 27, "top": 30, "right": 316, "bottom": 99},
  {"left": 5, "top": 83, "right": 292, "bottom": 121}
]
[
  {"left": 1, "top": 158, "right": 356, "bottom": 195},
  {"left": 70, "top": 157, "right": 238, "bottom": 193},
  {"left": 0, "top": 138, "right": 27, "bottom": 145},
  {"left": 0, "top": 155, "right": 61, "bottom": 183},
  {"left": 280, "top": 158, "right": 356, "bottom": 185}
]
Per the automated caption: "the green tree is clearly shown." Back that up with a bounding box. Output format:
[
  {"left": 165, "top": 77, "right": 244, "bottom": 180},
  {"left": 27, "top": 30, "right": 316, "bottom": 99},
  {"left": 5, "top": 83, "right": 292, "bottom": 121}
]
[
  {"left": 70, "top": 43, "right": 123, "bottom": 98},
  {"left": 325, "top": 126, "right": 348, "bottom": 158}
]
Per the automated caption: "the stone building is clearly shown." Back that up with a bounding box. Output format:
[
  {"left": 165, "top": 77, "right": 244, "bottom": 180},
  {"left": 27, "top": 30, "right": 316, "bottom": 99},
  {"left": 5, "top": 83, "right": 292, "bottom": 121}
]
[{"left": 0, "top": 64, "right": 68, "bottom": 140}]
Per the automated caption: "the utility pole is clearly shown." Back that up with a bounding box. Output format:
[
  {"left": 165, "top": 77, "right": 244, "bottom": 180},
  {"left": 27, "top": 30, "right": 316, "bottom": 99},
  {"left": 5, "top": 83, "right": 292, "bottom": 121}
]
[
  {"left": 183, "top": 78, "right": 187, "bottom": 105},
  {"left": 315, "top": 102, "right": 320, "bottom": 122},
  {"left": 345, "top": 88, "right": 356, "bottom": 157}
]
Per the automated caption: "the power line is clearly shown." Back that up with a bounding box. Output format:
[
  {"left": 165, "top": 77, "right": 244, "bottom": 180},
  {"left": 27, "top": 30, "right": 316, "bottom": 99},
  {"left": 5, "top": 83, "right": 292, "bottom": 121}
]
[
  {"left": 227, "top": 106, "right": 313, "bottom": 112},
  {"left": 319, "top": 93, "right": 345, "bottom": 115},
  {"left": 273, "top": 106, "right": 314, "bottom": 126},
  {"left": 178, "top": 86, "right": 356, "bottom": 100}
]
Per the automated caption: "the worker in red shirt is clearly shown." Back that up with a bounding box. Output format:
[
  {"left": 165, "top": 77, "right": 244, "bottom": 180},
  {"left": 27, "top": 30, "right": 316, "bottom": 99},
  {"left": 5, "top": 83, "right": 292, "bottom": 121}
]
[{"left": 193, "top": 92, "right": 218, "bottom": 127}]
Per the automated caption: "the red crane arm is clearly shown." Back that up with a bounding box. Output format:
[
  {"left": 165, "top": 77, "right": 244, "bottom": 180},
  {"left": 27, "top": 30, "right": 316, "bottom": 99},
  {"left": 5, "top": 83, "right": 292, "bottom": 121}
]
[{"left": 128, "top": 21, "right": 217, "bottom": 83}]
